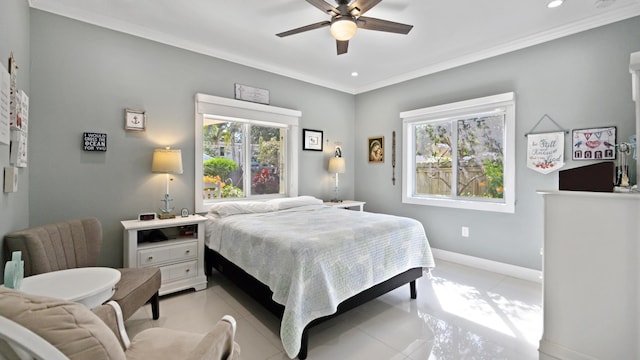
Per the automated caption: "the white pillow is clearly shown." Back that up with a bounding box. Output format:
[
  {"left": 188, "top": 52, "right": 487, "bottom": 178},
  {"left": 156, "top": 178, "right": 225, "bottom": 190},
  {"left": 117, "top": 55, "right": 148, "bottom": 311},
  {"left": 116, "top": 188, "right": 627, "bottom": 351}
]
[
  {"left": 266, "top": 196, "right": 323, "bottom": 210},
  {"left": 208, "top": 201, "right": 274, "bottom": 217}
]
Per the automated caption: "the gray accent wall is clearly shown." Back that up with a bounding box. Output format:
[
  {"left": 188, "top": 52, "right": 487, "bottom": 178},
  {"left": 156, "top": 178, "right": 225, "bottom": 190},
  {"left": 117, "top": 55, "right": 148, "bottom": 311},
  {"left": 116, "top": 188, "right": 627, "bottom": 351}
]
[
  {"left": 354, "top": 16, "right": 640, "bottom": 270},
  {"left": 3, "top": 7, "right": 638, "bottom": 273},
  {"left": 28, "top": 9, "right": 354, "bottom": 268},
  {"left": 0, "top": 0, "right": 30, "bottom": 279}
]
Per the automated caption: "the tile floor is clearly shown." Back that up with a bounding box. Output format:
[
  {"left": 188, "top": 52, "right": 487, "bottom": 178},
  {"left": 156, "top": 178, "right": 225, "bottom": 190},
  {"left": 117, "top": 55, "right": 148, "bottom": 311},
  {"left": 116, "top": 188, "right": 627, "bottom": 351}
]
[{"left": 125, "top": 260, "right": 542, "bottom": 360}]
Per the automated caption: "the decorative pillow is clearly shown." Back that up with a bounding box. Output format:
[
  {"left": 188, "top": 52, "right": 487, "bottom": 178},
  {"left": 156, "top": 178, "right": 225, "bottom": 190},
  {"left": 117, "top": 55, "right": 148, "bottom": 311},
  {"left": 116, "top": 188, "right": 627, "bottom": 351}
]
[
  {"left": 267, "top": 196, "right": 323, "bottom": 210},
  {"left": 0, "top": 287, "right": 126, "bottom": 360},
  {"left": 208, "top": 201, "right": 274, "bottom": 217}
]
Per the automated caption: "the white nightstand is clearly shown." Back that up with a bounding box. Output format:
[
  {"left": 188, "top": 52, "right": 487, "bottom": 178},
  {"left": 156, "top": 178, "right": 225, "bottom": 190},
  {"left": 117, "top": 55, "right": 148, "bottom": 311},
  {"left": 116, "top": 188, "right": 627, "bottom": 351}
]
[
  {"left": 324, "top": 200, "right": 366, "bottom": 211},
  {"left": 121, "top": 215, "right": 207, "bottom": 296}
]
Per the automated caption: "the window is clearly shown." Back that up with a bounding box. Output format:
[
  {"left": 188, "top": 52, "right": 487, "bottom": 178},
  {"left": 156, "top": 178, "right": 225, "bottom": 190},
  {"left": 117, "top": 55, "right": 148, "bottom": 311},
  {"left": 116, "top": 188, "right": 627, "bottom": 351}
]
[
  {"left": 401, "top": 93, "right": 515, "bottom": 213},
  {"left": 195, "top": 94, "right": 300, "bottom": 212}
]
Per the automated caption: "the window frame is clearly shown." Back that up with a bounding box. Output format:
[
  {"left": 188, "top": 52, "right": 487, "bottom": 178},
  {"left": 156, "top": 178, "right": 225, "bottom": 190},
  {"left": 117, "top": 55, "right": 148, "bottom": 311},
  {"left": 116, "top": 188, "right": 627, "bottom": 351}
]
[
  {"left": 195, "top": 93, "right": 300, "bottom": 212},
  {"left": 400, "top": 92, "right": 516, "bottom": 213}
]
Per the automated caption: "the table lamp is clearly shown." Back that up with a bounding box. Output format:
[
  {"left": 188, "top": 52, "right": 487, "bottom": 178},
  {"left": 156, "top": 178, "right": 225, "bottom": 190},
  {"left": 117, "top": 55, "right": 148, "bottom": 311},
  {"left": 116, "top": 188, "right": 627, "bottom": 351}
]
[
  {"left": 152, "top": 147, "right": 183, "bottom": 219},
  {"left": 328, "top": 147, "right": 346, "bottom": 202}
]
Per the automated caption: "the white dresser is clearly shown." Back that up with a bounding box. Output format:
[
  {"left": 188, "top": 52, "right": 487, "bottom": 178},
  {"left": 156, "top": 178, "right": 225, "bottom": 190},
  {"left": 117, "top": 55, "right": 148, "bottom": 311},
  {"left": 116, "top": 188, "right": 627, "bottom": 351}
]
[
  {"left": 538, "top": 190, "right": 640, "bottom": 360},
  {"left": 121, "top": 215, "right": 207, "bottom": 296}
]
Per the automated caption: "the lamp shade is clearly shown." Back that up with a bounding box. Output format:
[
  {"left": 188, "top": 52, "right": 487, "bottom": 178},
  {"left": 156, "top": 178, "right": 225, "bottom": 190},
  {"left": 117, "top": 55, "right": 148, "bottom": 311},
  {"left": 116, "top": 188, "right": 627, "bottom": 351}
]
[
  {"left": 330, "top": 17, "right": 357, "bottom": 41},
  {"left": 328, "top": 157, "right": 346, "bottom": 174},
  {"left": 152, "top": 148, "right": 183, "bottom": 174}
]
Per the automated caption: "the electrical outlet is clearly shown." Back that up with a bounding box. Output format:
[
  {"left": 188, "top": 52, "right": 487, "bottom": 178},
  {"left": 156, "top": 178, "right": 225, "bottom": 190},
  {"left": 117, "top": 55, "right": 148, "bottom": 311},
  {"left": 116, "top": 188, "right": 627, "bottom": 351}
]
[{"left": 461, "top": 226, "right": 469, "bottom": 237}]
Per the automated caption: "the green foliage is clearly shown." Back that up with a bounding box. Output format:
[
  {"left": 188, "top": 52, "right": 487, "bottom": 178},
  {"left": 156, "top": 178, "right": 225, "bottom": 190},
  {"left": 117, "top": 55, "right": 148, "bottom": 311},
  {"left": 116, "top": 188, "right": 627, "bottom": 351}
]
[
  {"left": 204, "top": 158, "right": 238, "bottom": 179},
  {"left": 256, "top": 137, "right": 280, "bottom": 166},
  {"left": 482, "top": 159, "right": 504, "bottom": 198},
  {"left": 221, "top": 184, "right": 244, "bottom": 198}
]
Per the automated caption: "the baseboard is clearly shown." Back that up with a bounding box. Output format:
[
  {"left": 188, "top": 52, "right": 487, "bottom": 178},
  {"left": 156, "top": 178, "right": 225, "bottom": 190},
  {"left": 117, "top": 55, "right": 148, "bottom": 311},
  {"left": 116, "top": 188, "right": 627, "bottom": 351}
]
[
  {"left": 431, "top": 248, "right": 542, "bottom": 284},
  {"left": 538, "top": 339, "right": 600, "bottom": 360}
]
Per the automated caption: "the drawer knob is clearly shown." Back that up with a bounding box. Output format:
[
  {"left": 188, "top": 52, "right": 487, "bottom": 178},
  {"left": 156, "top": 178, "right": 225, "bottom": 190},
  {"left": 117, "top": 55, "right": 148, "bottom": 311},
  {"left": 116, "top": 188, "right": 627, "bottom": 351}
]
[
  {"left": 148, "top": 256, "right": 153, "bottom": 261},
  {"left": 185, "top": 268, "right": 190, "bottom": 273},
  {"left": 185, "top": 250, "right": 190, "bottom": 254}
]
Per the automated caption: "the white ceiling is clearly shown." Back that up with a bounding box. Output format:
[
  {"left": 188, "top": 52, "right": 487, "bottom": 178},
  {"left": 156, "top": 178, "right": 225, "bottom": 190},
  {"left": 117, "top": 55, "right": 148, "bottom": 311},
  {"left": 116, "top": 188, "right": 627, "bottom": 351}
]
[{"left": 29, "top": 0, "right": 640, "bottom": 94}]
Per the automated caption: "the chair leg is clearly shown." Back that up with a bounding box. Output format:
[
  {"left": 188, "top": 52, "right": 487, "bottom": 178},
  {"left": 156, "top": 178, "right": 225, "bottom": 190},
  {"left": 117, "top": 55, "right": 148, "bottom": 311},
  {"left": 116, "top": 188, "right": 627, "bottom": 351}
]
[{"left": 150, "top": 291, "right": 160, "bottom": 320}]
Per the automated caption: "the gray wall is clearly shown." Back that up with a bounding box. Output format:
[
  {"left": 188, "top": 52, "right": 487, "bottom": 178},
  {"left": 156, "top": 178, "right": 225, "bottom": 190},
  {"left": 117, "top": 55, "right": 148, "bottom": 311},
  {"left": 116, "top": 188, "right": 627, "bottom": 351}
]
[
  {"left": 0, "top": 0, "right": 30, "bottom": 279},
  {"left": 354, "top": 16, "right": 640, "bottom": 270},
  {"left": 28, "top": 9, "right": 355, "bottom": 268},
  {"left": 5, "top": 7, "right": 639, "bottom": 273}
]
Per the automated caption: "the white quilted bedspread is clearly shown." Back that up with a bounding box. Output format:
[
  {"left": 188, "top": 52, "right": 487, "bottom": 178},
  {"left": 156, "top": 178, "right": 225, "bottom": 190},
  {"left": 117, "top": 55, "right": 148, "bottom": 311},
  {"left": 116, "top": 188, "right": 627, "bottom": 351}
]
[{"left": 205, "top": 205, "right": 434, "bottom": 358}]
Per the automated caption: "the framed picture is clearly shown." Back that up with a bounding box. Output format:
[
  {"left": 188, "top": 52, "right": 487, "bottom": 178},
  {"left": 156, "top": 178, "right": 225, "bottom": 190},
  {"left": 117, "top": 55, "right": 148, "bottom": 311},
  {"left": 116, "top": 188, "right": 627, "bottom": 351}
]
[
  {"left": 368, "top": 136, "right": 384, "bottom": 163},
  {"left": 125, "top": 109, "right": 146, "bottom": 131},
  {"left": 303, "top": 129, "right": 323, "bottom": 151},
  {"left": 572, "top": 126, "right": 616, "bottom": 160}
]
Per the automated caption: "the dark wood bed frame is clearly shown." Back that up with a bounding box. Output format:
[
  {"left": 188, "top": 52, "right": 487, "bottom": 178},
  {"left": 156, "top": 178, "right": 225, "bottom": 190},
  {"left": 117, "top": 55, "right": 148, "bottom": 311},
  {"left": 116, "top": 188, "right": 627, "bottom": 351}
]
[{"left": 205, "top": 247, "right": 422, "bottom": 359}]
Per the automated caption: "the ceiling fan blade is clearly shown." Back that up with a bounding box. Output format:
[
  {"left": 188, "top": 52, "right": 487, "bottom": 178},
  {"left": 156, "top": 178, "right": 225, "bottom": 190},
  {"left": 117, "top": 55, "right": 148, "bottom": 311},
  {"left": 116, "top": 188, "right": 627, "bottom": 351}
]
[
  {"left": 357, "top": 16, "right": 413, "bottom": 34},
  {"left": 348, "top": 0, "right": 383, "bottom": 16},
  {"left": 305, "top": 0, "right": 339, "bottom": 15},
  {"left": 337, "top": 40, "right": 349, "bottom": 55},
  {"left": 276, "top": 21, "right": 331, "bottom": 37}
]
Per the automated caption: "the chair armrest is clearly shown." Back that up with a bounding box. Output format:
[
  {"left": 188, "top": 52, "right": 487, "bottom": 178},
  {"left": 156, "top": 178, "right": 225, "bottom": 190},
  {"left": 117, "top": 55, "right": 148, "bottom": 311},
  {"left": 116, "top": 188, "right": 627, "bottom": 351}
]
[
  {"left": 186, "top": 315, "right": 240, "bottom": 360},
  {"left": 0, "top": 316, "right": 69, "bottom": 360},
  {"left": 91, "top": 301, "right": 131, "bottom": 350}
]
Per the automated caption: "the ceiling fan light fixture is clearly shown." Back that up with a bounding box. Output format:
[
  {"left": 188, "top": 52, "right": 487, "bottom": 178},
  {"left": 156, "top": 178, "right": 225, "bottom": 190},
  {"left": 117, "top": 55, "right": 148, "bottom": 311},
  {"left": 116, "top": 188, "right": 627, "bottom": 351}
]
[
  {"left": 547, "top": 0, "right": 564, "bottom": 8},
  {"left": 330, "top": 17, "right": 358, "bottom": 41}
]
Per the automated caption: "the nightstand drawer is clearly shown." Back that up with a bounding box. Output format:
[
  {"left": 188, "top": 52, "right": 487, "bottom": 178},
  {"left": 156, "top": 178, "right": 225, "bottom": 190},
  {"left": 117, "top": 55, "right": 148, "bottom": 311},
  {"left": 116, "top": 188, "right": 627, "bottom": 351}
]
[
  {"left": 160, "top": 260, "right": 197, "bottom": 282},
  {"left": 138, "top": 241, "right": 198, "bottom": 267}
]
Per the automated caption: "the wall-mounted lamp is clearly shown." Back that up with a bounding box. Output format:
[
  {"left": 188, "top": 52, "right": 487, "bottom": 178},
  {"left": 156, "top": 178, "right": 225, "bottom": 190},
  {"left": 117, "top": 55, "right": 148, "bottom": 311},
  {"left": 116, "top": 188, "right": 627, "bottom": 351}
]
[
  {"left": 328, "top": 146, "right": 346, "bottom": 202},
  {"left": 152, "top": 146, "right": 183, "bottom": 219}
]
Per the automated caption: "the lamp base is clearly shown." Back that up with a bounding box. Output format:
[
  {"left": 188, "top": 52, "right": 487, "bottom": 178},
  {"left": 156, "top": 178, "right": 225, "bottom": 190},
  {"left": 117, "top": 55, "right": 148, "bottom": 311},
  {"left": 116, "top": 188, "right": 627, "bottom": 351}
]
[{"left": 157, "top": 212, "right": 176, "bottom": 219}]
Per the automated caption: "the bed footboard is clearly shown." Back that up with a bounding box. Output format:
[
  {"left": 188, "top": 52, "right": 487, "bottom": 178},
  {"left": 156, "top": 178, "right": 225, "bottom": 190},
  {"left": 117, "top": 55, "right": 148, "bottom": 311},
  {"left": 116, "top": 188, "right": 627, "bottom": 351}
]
[{"left": 205, "top": 247, "right": 422, "bottom": 359}]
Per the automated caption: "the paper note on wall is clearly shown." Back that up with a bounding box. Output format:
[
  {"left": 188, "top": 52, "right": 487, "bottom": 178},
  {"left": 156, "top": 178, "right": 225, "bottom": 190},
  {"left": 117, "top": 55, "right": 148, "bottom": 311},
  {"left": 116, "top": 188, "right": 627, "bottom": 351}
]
[{"left": 0, "top": 64, "right": 9, "bottom": 145}]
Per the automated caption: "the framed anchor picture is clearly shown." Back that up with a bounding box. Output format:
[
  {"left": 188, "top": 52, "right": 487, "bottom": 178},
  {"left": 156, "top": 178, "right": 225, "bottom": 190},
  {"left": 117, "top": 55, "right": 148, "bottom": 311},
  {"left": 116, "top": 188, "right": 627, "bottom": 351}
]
[{"left": 125, "top": 109, "right": 146, "bottom": 131}]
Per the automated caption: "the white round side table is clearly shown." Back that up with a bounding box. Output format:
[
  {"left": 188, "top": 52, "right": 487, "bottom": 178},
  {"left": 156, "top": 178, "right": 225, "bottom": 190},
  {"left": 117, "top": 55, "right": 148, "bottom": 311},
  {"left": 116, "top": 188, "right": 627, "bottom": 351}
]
[{"left": 19, "top": 267, "right": 121, "bottom": 308}]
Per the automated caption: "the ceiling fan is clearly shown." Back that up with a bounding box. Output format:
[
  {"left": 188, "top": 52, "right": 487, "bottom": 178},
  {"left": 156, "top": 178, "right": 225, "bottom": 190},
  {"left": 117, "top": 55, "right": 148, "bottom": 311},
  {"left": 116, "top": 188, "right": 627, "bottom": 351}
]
[{"left": 276, "top": 0, "right": 413, "bottom": 55}]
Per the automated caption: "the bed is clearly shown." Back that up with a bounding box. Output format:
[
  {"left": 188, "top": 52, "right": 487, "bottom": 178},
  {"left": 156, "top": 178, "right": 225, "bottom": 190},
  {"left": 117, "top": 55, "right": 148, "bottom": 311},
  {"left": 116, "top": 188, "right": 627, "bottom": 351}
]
[{"left": 204, "top": 196, "right": 435, "bottom": 359}]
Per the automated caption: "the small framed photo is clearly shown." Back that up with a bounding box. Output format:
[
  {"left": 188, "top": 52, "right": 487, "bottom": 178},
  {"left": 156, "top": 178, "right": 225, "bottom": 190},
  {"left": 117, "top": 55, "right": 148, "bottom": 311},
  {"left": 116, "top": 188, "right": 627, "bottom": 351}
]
[
  {"left": 368, "top": 136, "right": 384, "bottom": 163},
  {"left": 303, "top": 129, "right": 323, "bottom": 151},
  {"left": 572, "top": 126, "right": 616, "bottom": 160},
  {"left": 180, "top": 208, "right": 189, "bottom": 217},
  {"left": 125, "top": 109, "right": 146, "bottom": 131}
]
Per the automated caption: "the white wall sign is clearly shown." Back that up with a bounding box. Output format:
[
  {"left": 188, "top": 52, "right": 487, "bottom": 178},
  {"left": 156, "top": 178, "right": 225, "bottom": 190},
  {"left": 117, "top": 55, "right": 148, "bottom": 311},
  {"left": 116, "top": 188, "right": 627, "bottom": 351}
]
[
  {"left": 0, "top": 64, "right": 9, "bottom": 145},
  {"left": 234, "top": 83, "right": 270, "bottom": 105},
  {"left": 527, "top": 132, "right": 565, "bottom": 174},
  {"left": 10, "top": 130, "right": 27, "bottom": 168}
]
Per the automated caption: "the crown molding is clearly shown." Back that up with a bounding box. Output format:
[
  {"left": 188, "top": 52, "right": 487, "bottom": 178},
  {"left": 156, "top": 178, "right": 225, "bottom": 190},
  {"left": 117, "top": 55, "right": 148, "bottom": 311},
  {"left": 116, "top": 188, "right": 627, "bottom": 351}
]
[{"left": 29, "top": 1, "right": 640, "bottom": 95}]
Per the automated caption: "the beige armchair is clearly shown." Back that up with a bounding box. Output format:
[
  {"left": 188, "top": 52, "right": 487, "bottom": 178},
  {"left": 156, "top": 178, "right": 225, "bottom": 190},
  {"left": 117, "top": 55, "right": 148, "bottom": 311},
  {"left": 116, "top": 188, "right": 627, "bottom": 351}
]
[
  {"left": 3, "top": 217, "right": 161, "bottom": 320},
  {"left": 0, "top": 287, "right": 240, "bottom": 359}
]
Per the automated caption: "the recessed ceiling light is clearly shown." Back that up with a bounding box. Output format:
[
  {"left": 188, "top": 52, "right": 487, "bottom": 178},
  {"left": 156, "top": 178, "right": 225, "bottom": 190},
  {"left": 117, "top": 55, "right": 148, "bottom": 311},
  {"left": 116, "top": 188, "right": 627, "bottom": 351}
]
[
  {"left": 547, "top": 0, "right": 564, "bottom": 8},
  {"left": 351, "top": 72, "right": 359, "bottom": 77}
]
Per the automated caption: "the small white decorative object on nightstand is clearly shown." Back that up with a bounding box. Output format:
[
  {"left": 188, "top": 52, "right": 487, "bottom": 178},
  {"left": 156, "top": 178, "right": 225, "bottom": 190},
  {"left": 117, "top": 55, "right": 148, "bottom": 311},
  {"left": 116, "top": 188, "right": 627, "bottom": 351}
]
[
  {"left": 121, "top": 215, "right": 207, "bottom": 296},
  {"left": 324, "top": 200, "right": 366, "bottom": 211}
]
